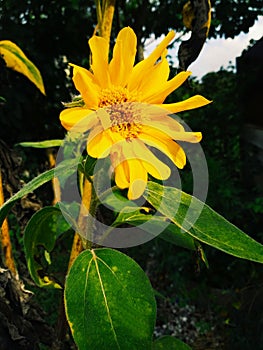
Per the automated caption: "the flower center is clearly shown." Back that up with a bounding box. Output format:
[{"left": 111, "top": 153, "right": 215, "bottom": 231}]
[
  {"left": 98, "top": 86, "right": 139, "bottom": 108},
  {"left": 98, "top": 87, "right": 142, "bottom": 140},
  {"left": 108, "top": 103, "right": 142, "bottom": 140}
]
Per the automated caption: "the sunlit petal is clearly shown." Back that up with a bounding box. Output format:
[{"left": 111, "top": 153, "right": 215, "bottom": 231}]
[
  {"left": 160, "top": 95, "right": 212, "bottom": 113},
  {"left": 115, "top": 160, "right": 130, "bottom": 189},
  {"left": 87, "top": 127, "right": 113, "bottom": 158},
  {"left": 144, "top": 112, "right": 185, "bottom": 133},
  {"left": 96, "top": 108, "right": 113, "bottom": 130},
  {"left": 59, "top": 107, "right": 97, "bottom": 131},
  {"left": 142, "top": 124, "right": 202, "bottom": 143},
  {"left": 128, "top": 31, "right": 175, "bottom": 91},
  {"left": 139, "top": 53, "right": 170, "bottom": 100},
  {"left": 109, "top": 27, "right": 137, "bottom": 87},
  {"left": 139, "top": 129, "right": 186, "bottom": 168},
  {"left": 144, "top": 71, "right": 192, "bottom": 103},
  {"left": 111, "top": 143, "right": 129, "bottom": 188},
  {"left": 132, "top": 138, "right": 171, "bottom": 179},
  {"left": 145, "top": 31, "right": 175, "bottom": 65},
  {"left": 70, "top": 64, "right": 100, "bottom": 108},
  {"left": 89, "top": 35, "right": 110, "bottom": 88},
  {"left": 127, "top": 158, "right": 147, "bottom": 200}
]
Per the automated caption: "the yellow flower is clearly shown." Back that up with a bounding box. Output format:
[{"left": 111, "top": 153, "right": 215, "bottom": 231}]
[{"left": 60, "top": 27, "right": 211, "bottom": 199}]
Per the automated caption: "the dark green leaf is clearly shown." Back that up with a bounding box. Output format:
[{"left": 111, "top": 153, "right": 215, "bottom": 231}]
[
  {"left": 153, "top": 336, "right": 192, "bottom": 349},
  {"left": 65, "top": 248, "right": 156, "bottom": 350},
  {"left": 112, "top": 206, "right": 195, "bottom": 250},
  {"left": 24, "top": 206, "right": 71, "bottom": 288},
  {"left": 0, "top": 158, "right": 79, "bottom": 227},
  {"left": 84, "top": 155, "right": 97, "bottom": 177},
  {"left": 145, "top": 182, "right": 263, "bottom": 263}
]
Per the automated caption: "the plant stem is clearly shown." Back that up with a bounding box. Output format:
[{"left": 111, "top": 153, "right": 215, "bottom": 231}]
[
  {"left": 68, "top": 178, "right": 94, "bottom": 269},
  {"left": 46, "top": 148, "right": 61, "bottom": 205},
  {"left": 57, "top": 178, "right": 94, "bottom": 342},
  {"left": 0, "top": 168, "right": 18, "bottom": 277},
  {"left": 96, "top": 0, "right": 116, "bottom": 42}
]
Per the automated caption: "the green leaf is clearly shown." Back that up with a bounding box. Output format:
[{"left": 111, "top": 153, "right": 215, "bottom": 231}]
[
  {"left": 65, "top": 248, "right": 156, "bottom": 350},
  {"left": 153, "top": 336, "right": 192, "bottom": 349},
  {"left": 159, "top": 224, "right": 196, "bottom": 251},
  {"left": 103, "top": 189, "right": 138, "bottom": 212},
  {"left": 145, "top": 182, "right": 263, "bottom": 263},
  {"left": 0, "top": 40, "right": 45, "bottom": 94},
  {"left": 84, "top": 155, "right": 97, "bottom": 177},
  {"left": 0, "top": 158, "right": 79, "bottom": 227},
  {"left": 24, "top": 206, "right": 71, "bottom": 288},
  {"left": 17, "top": 139, "right": 63, "bottom": 148},
  {"left": 112, "top": 206, "right": 196, "bottom": 250}
]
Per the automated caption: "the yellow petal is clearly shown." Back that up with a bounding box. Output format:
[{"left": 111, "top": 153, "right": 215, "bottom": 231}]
[
  {"left": 160, "top": 95, "right": 212, "bottom": 113},
  {"left": 70, "top": 64, "right": 100, "bottom": 109},
  {"left": 168, "top": 131, "right": 202, "bottom": 143},
  {"left": 143, "top": 71, "right": 192, "bottom": 104},
  {"left": 115, "top": 160, "right": 130, "bottom": 189},
  {"left": 139, "top": 128, "right": 186, "bottom": 169},
  {"left": 110, "top": 142, "right": 147, "bottom": 199},
  {"left": 110, "top": 142, "right": 127, "bottom": 169},
  {"left": 128, "top": 31, "right": 175, "bottom": 91},
  {"left": 143, "top": 105, "right": 201, "bottom": 140},
  {"left": 139, "top": 53, "right": 170, "bottom": 100},
  {"left": 127, "top": 158, "right": 147, "bottom": 200},
  {"left": 142, "top": 124, "right": 202, "bottom": 143},
  {"left": 132, "top": 139, "right": 171, "bottom": 179},
  {"left": 87, "top": 127, "right": 113, "bottom": 158},
  {"left": 145, "top": 31, "right": 175, "bottom": 65},
  {"left": 96, "top": 108, "right": 116, "bottom": 131},
  {"left": 89, "top": 35, "right": 110, "bottom": 88},
  {"left": 59, "top": 107, "right": 97, "bottom": 131},
  {"left": 109, "top": 27, "right": 137, "bottom": 87},
  {"left": 144, "top": 111, "right": 185, "bottom": 133}
]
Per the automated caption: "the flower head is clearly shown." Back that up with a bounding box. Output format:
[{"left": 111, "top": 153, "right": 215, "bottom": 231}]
[{"left": 60, "top": 27, "right": 211, "bottom": 199}]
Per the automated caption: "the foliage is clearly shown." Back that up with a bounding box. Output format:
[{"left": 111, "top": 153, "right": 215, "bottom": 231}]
[
  {"left": 0, "top": 40, "right": 45, "bottom": 94},
  {"left": 153, "top": 335, "right": 192, "bottom": 349},
  {"left": 65, "top": 248, "right": 156, "bottom": 349},
  {"left": 1, "top": 151, "right": 263, "bottom": 348}
]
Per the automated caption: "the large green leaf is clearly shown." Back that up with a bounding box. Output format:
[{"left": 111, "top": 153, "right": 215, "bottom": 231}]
[
  {"left": 0, "top": 158, "right": 79, "bottom": 227},
  {"left": 111, "top": 206, "right": 196, "bottom": 251},
  {"left": 145, "top": 182, "right": 263, "bottom": 263},
  {"left": 0, "top": 40, "right": 45, "bottom": 94},
  {"left": 24, "top": 206, "right": 71, "bottom": 288},
  {"left": 65, "top": 248, "right": 156, "bottom": 350},
  {"left": 153, "top": 336, "right": 192, "bottom": 349}
]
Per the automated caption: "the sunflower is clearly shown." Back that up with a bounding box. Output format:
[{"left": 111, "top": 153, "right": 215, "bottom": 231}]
[{"left": 60, "top": 27, "right": 211, "bottom": 199}]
